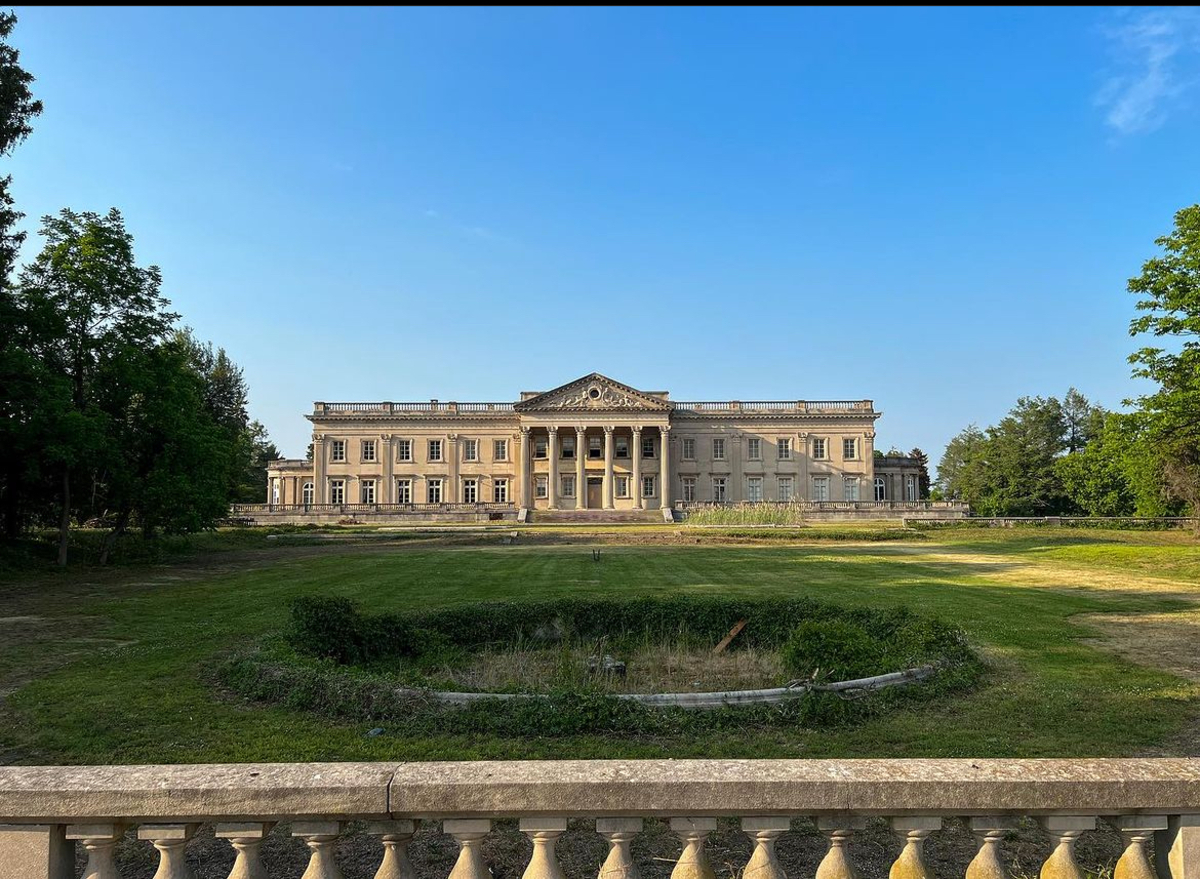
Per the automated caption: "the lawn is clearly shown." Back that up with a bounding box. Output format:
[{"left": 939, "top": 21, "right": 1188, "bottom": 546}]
[{"left": 1, "top": 526, "right": 1198, "bottom": 764}]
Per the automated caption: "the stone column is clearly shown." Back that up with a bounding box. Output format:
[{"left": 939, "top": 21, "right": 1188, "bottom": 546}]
[
  {"left": 632, "top": 427, "right": 643, "bottom": 509},
  {"left": 382, "top": 434, "right": 394, "bottom": 504},
  {"left": 888, "top": 817, "right": 941, "bottom": 879},
  {"left": 448, "top": 435, "right": 460, "bottom": 504},
  {"left": 1038, "top": 817, "right": 1095, "bottom": 879},
  {"left": 604, "top": 426, "right": 615, "bottom": 509},
  {"left": 966, "top": 817, "right": 1018, "bottom": 879},
  {"left": 1156, "top": 815, "right": 1200, "bottom": 879},
  {"left": 313, "top": 435, "right": 327, "bottom": 504},
  {"left": 742, "top": 817, "right": 789, "bottom": 879},
  {"left": 597, "top": 818, "right": 643, "bottom": 879},
  {"left": 216, "top": 822, "right": 274, "bottom": 879},
  {"left": 519, "top": 428, "right": 531, "bottom": 508},
  {"left": 799, "top": 431, "right": 809, "bottom": 501},
  {"left": 547, "top": 427, "right": 559, "bottom": 510},
  {"left": 68, "top": 824, "right": 125, "bottom": 879},
  {"left": 659, "top": 425, "right": 672, "bottom": 510},
  {"left": 1114, "top": 816, "right": 1167, "bottom": 879},
  {"left": 576, "top": 427, "right": 587, "bottom": 509},
  {"left": 138, "top": 824, "right": 200, "bottom": 879},
  {"left": 731, "top": 433, "right": 744, "bottom": 503},
  {"left": 520, "top": 818, "right": 567, "bottom": 879}
]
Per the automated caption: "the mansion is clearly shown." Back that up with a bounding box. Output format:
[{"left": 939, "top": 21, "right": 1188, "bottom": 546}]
[{"left": 264, "top": 373, "right": 928, "bottom": 516}]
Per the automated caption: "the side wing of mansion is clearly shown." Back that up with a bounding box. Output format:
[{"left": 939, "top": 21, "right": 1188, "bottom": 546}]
[{"left": 263, "top": 373, "right": 933, "bottom": 517}]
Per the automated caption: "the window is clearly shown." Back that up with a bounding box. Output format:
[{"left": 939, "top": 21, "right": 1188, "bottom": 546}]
[
  {"left": 642, "top": 476, "right": 656, "bottom": 498},
  {"left": 535, "top": 437, "right": 548, "bottom": 459},
  {"left": 812, "top": 476, "right": 830, "bottom": 502},
  {"left": 302, "top": 481, "right": 314, "bottom": 505},
  {"left": 712, "top": 477, "right": 727, "bottom": 502},
  {"left": 777, "top": 438, "right": 792, "bottom": 460},
  {"left": 396, "top": 479, "right": 412, "bottom": 504},
  {"left": 361, "top": 440, "right": 376, "bottom": 462},
  {"left": 616, "top": 437, "right": 629, "bottom": 458},
  {"left": 748, "top": 438, "right": 761, "bottom": 460},
  {"left": 360, "top": 479, "right": 376, "bottom": 504},
  {"left": 778, "top": 477, "right": 793, "bottom": 503},
  {"left": 682, "top": 476, "right": 697, "bottom": 503},
  {"left": 812, "top": 438, "right": 826, "bottom": 460},
  {"left": 615, "top": 476, "right": 630, "bottom": 498},
  {"left": 589, "top": 436, "right": 602, "bottom": 459},
  {"left": 562, "top": 475, "right": 576, "bottom": 498},
  {"left": 396, "top": 439, "right": 412, "bottom": 462},
  {"left": 843, "top": 438, "right": 857, "bottom": 460},
  {"left": 747, "top": 476, "right": 763, "bottom": 502},
  {"left": 494, "top": 479, "right": 508, "bottom": 503},
  {"left": 463, "top": 439, "right": 478, "bottom": 462},
  {"left": 642, "top": 436, "right": 655, "bottom": 458},
  {"left": 906, "top": 476, "right": 917, "bottom": 501},
  {"left": 329, "top": 479, "right": 345, "bottom": 504},
  {"left": 427, "top": 479, "right": 443, "bottom": 504},
  {"left": 713, "top": 438, "right": 726, "bottom": 460},
  {"left": 494, "top": 439, "right": 508, "bottom": 461},
  {"left": 462, "top": 479, "right": 477, "bottom": 504},
  {"left": 562, "top": 436, "right": 575, "bottom": 459},
  {"left": 271, "top": 479, "right": 280, "bottom": 504},
  {"left": 874, "top": 477, "right": 886, "bottom": 501},
  {"left": 682, "top": 438, "right": 696, "bottom": 460},
  {"left": 331, "top": 440, "right": 346, "bottom": 462},
  {"left": 843, "top": 477, "right": 860, "bottom": 501},
  {"left": 428, "top": 439, "right": 443, "bottom": 462},
  {"left": 535, "top": 475, "right": 548, "bottom": 499}
]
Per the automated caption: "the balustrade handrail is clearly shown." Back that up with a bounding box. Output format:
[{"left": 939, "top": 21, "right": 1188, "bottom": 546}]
[
  {"left": 672, "top": 400, "right": 873, "bottom": 412},
  {"left": 3, "top": 759, "right": 1198, "bottom": 879},
  {"left": 2, "top": 759, "right": 1200, "bottom": 819},
  {"left": 313, "top": 402, "right": 515, "bottom": 414}
]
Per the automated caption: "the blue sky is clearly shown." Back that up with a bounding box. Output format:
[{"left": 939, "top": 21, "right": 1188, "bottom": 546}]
[{"left": 9, "top": 7, "right": 1200, "bottom": 462}]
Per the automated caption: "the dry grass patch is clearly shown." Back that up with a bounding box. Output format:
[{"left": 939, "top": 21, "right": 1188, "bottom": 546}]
[{"left": 1077, "top": 610, "right": 1200, "bottom": 683}]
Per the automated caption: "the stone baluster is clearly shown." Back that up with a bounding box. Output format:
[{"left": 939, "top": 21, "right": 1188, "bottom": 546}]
[
  {"left": 816, "top": 817, "right": 866, "bottom": 879},
  {"left": 293, "top": 822, "right": 345, "bottom": 879},
  {"left": 888, "top": 817, "right": 940, "bottom": 879},
  {"left": 1114, "top": 816, "right": 1168, "bottom": 879},
  {"left": 68, "top": 824, "right": 127, "bottom": 879},
  {"left": 521, "top": 818, "right": 567, "bottom": 879},
  {"left": 597, "top": 818, "right": 642, "bottom": 879},
  {"left": 966, "top": 818, "right": 1017, "bottom": 879},
  {"left": 1156, "top": 815, "right": 1200, "bottom": 879},
  {"left": 743, "top": 817, "right": 790, "bottom": 879},
  {"left": 139, "top": 824, "right": 200, "bottom": 879},
  {"left": 1038, "top": 817, "right": 1096, "bottom": 879},
  {"left": 216, "top": 823, "right": 274, "bottom": 879},
  {"left": 446, "top": 819, "right": 492, "bottom": 879},
  {"left": 670, "top": 817, "right": 717, "bottom": 879},
  {"left": 367, "top": 820, "right": 417, "bottom": 879}
]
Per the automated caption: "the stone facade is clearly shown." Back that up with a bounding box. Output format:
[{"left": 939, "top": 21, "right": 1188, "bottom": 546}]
[{"left": 265, "top": 373, "right": 928, "bottom": 512}]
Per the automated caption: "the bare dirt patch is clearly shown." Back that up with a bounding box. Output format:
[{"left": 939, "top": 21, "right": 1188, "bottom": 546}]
[{"left": 1077, "top": 610, "right": 1200, "bottom": 683}]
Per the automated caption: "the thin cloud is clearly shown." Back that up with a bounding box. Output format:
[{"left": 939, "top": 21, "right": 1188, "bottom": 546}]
[{"left": 1096, "top": 7, "right": 1200, "bottom": 136}]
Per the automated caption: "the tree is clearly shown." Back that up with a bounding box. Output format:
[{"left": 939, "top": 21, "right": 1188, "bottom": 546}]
[
  {"left": 1127, "top": 204, "right": 1200, "bottom": 514},
  {"left": 936, "top": 425, "right": 987, "bottom": 502},
  {"left": 908, "top": 447, "right": 931, "bottom": 499},
  {"left": 0, "top": 12, "right": 42, "bottom": 280},
  {"left": 15, "top": 208, "right": 176, "bottom": 565},
  {"left": 1061, "top": 387, "right": 1104, "bottom": 454}
]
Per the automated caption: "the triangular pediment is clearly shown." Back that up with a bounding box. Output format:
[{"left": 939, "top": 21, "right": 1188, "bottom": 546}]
[{"left": 514, "top": 373, "right": 670, "bottom": 412}]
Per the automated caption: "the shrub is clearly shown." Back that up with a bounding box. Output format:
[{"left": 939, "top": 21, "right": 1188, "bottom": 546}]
[
  {"left": 780, "top": 619, "right": 884, "bottom": 681},
  {"left": 288, "top": 595, "right": 426, "bottom": 664}
]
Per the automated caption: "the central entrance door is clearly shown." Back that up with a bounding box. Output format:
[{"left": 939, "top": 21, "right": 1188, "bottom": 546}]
[{"left": 586, "top": 477, "right": 603, "bottom": 510}]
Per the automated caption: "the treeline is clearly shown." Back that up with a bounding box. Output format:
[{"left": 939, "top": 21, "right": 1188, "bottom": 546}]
[
  {"left": 937, "top": 205, "right": 1200, "bottom": 518},
  {"left": 0, "top": 16, "right": 277, "bottom": 563}
]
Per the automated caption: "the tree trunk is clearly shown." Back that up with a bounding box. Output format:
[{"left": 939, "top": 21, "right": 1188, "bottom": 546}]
[
  {"left": 57, "top": 469, "right": 71, "bottom": 568},
  {"left": 97, "top": 508, "right": 131, "bottom": 566}
]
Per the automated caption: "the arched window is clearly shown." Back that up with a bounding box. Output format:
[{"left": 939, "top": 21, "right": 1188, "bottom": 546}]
[
  {"left": 302, "top": 481, "right": 314, "bottom": 505},
  {"left": 874, "top": 477, "right": 886, "bottom": 501},
  {"left": 905, "top": 476, "right": 916, "bottom": 501}
]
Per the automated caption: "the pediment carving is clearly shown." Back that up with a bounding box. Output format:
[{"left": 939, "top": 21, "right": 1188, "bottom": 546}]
[{"left": 514, "top": 373, "right": 670, "bottom": 412}]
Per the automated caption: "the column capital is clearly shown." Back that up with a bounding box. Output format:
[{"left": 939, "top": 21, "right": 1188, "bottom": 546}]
[
  {"left": 603, "top": 425, "right": 615, "bottom": 435},
  {"left": 448, "top": 433, "right": 459, "bottom": 443},
  {"left": 660, "top": 424, "right": 672, "bottom": 435},
  {"left": 547, "top": 425, "right": 558, "bottom": 434},
  {"left": 576, "top": 425, "right": 587, "bottom": 436},
  {"left": 520, "top": 426, "right": 531, "bottom": 436},
  {"left": 632, "top": 425, "right": 642, "bottom": 435},
  {"left": 313, "top": 434, "right": 325, "bottom": 444}
]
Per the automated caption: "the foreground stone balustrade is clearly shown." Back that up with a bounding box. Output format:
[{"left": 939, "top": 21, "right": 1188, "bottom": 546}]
[{"left": 2, "top": 760, "right": 1200, "bottom": 879}]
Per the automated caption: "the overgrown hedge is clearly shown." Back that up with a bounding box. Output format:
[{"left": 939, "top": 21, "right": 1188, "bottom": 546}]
[{"left": 286, "top": 594, "right": 975, "bottom": 675}]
